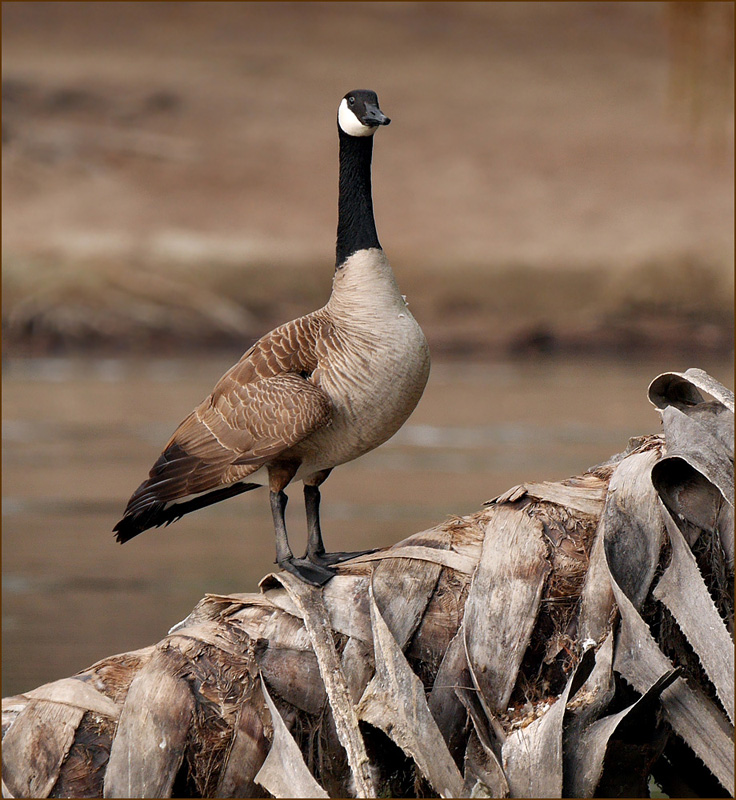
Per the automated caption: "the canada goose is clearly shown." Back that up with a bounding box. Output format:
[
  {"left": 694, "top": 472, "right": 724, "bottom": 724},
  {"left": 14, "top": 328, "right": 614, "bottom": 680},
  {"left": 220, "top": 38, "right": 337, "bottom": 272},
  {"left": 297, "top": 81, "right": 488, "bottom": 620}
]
[{"left": 114, "top": 90, "right": 430, "bottom": 585}]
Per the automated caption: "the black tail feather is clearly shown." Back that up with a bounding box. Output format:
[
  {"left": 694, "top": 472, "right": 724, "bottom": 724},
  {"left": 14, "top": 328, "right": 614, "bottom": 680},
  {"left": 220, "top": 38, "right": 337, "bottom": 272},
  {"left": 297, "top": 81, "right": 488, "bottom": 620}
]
[{"left": 113, "top": 482, "right": 261, "bottom": 543}]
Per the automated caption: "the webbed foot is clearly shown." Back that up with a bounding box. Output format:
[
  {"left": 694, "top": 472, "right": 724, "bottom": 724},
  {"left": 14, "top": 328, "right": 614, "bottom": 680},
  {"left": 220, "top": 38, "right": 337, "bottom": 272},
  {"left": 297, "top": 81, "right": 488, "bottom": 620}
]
[
  {"left": 308, "top": 548, "right": 379, "bottom": 566},
  {"left": 278, "top": 556, "right": 336, "bottom": 586}
]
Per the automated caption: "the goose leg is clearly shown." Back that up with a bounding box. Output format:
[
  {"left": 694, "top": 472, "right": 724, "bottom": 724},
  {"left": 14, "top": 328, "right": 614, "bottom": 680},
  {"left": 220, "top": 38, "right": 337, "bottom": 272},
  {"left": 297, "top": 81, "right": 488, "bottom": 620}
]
[
  {"left": 304, "top": 482, "right": 378, "bottom": 566},
  {"left": 271, "top": 489, "right": 334, "bottom": 586}
]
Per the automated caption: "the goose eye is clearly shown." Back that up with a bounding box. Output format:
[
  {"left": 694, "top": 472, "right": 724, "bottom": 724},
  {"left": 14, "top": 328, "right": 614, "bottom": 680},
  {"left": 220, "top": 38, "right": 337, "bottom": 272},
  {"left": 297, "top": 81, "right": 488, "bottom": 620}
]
[{"left": 348, "top": 97, "right": 355, "bottom": 106}]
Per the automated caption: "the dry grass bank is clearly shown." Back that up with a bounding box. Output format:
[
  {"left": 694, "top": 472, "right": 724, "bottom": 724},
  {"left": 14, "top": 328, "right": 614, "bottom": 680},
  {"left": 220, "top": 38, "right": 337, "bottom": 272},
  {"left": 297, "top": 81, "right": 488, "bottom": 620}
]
[{"left": 2, "top": 2, "right": 733, "bottom": 356}]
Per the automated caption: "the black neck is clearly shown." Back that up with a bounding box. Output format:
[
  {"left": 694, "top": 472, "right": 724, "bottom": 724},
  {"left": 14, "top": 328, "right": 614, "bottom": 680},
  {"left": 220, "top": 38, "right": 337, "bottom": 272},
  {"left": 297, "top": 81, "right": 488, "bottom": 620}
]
[{"left": 335, "top": 128, "right": 381, "bottom": 268}]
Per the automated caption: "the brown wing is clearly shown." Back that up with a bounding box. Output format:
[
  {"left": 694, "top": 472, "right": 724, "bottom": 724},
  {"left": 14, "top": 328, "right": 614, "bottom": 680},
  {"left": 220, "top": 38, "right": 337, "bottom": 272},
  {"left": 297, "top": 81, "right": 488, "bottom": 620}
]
[
  {"left": 115, "top": 312, "right": 335, "bottom": 536},
  {"left": 176, "top": 371, "right": 332, "bottom": 470},
  {"left": 174, "top": 309, "right": 336, "bottom": 470}
]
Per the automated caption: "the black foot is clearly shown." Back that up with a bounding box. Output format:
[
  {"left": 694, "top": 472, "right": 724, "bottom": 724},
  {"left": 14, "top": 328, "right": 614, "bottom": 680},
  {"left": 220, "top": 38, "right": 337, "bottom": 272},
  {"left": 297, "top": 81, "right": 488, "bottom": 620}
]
[
  {"left": 308, "top": 548, "right": 379, "bottom": 566},
  {"left": 278, "top": 556, "right": 336, "bottom": 586}
]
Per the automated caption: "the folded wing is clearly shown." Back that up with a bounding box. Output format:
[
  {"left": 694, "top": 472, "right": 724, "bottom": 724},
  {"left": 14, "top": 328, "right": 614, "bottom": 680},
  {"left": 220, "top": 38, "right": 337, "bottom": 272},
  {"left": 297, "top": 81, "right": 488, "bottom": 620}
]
[{"left": 114, "top": 371, "right": 332, "bottom": 539}]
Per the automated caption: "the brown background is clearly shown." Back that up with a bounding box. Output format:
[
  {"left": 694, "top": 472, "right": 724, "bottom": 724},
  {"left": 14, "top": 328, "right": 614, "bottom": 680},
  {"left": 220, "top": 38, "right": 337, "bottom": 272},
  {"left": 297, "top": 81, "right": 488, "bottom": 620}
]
[
  {"left": 3, "top": 1, "right": 734, "bottom": 356},
  {"left": 2, "top": 1, "right": 734, "bottom": 699}
]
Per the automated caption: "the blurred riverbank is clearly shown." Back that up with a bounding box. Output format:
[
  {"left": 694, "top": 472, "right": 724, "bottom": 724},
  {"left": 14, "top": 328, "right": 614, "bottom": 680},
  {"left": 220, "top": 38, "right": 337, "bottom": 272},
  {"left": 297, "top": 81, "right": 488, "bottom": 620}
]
[{"left": 2, "top": 2, "right": 733, "bottom": 359}]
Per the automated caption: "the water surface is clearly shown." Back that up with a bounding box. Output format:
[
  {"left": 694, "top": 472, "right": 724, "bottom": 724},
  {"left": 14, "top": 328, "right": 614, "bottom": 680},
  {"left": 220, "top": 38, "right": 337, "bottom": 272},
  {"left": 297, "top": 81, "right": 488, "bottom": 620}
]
[{"left": 3, "top": 354, "right": 732, "bottom": 697}]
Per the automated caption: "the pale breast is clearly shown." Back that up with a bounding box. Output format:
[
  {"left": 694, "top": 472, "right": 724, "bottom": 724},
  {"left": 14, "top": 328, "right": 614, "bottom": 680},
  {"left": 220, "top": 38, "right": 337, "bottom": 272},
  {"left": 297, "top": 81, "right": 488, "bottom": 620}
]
[{"left": 294, "top": 305, "right": 430, "bottom": 474}]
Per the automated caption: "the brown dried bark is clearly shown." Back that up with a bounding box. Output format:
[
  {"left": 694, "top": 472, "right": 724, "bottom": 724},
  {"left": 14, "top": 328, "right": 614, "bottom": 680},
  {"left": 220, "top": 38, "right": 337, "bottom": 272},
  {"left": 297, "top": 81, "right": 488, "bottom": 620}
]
[{"left": 2, "top": 369, "right": 733, "bottom": 798}]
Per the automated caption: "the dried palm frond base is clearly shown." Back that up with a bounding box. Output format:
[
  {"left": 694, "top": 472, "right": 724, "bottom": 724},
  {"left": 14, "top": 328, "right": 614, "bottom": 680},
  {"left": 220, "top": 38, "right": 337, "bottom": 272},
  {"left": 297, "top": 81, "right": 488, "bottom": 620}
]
[{"left": 2, "top": 369, "right": 733, "bottom": 799}]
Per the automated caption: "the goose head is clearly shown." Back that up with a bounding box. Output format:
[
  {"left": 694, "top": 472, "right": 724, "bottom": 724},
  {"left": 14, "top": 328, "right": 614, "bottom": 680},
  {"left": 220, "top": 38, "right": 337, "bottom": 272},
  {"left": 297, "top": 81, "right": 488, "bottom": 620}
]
[{"left": 338, "top": 90, "right": 390, "bottom": 137}]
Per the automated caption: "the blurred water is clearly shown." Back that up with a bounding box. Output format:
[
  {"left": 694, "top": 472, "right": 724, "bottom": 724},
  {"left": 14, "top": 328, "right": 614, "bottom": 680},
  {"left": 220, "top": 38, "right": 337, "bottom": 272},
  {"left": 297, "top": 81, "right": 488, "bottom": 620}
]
[{"left": 2, "top": 354, "right": 732, "bottom": 697}]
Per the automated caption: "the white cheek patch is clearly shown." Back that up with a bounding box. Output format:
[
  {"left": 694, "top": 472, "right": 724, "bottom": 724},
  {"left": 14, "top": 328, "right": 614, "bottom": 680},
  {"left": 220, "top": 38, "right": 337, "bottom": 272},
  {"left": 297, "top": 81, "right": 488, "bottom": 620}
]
[{"left": 338, "top": 98, "right": 376, "bottom": 137}]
